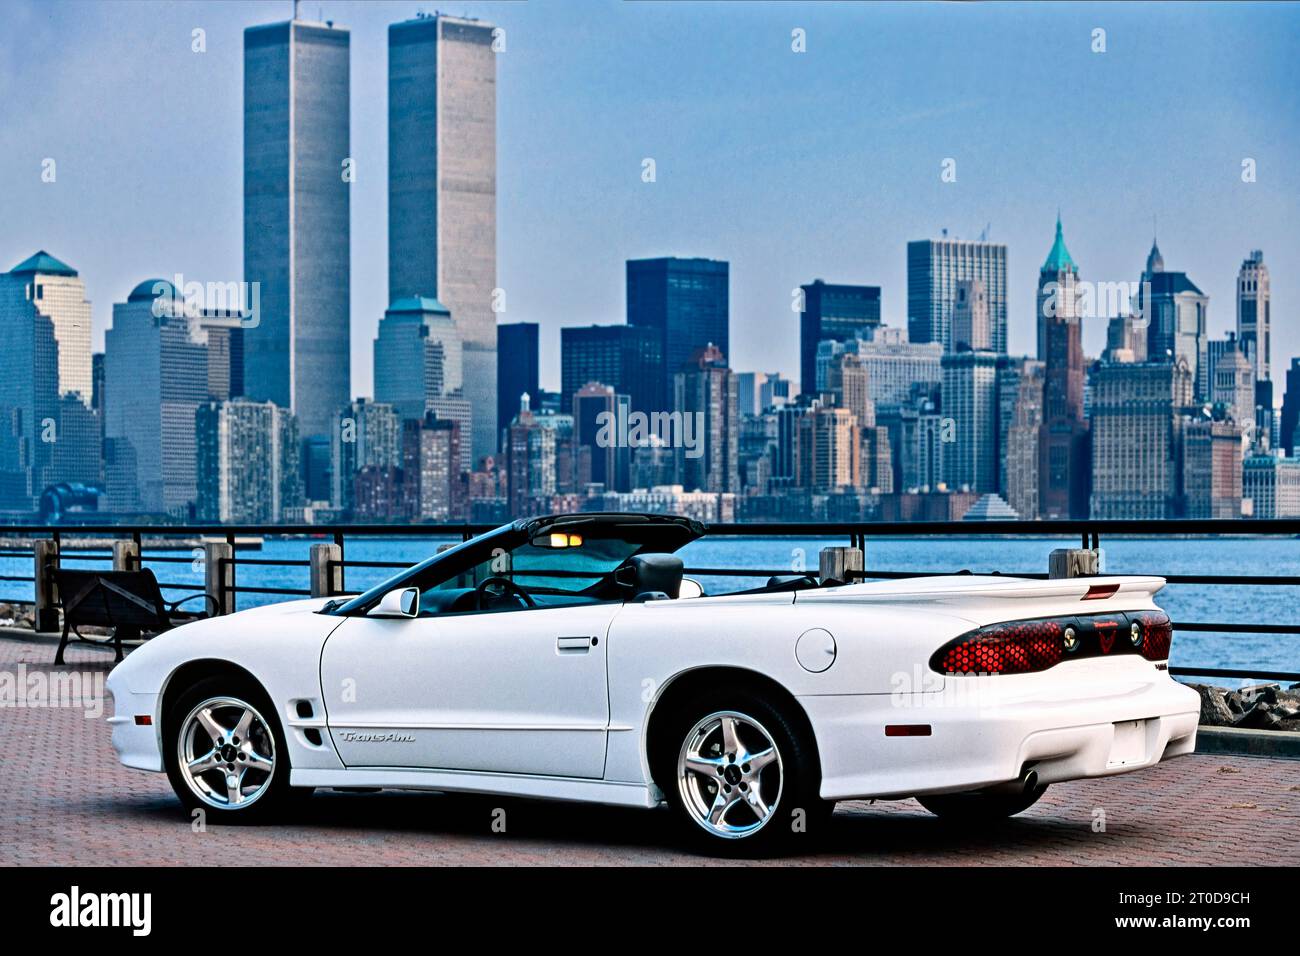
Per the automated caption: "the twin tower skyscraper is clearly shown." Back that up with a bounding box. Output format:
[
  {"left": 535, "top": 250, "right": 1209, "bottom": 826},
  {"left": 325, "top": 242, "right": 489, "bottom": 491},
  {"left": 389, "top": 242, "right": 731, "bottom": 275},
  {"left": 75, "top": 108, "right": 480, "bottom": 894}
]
[{"left": 242, "top": 12, "right": 498, "bottom": 465}]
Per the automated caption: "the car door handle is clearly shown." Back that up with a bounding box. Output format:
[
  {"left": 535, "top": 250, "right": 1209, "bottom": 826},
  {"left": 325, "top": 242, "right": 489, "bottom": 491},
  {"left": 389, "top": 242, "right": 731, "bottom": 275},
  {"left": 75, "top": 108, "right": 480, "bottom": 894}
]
[{"left": 557, "top": 635, "right": 596, "bottom": 653}]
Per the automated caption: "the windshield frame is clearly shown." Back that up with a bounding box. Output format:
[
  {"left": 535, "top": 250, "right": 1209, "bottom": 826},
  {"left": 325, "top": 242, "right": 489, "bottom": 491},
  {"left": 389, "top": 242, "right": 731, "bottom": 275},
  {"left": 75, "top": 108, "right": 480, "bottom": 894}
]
[
  {"left": 321, "top": 513, "right": 705, "bottom": 617},
  {"left": 323, "top": 524, "right": 519, "bottom": 616}
]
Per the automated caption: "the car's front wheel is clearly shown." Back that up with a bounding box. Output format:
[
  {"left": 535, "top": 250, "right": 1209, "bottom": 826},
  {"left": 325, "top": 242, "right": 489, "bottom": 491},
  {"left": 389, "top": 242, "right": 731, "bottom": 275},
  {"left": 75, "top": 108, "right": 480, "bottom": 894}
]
[
  {"left": 657, "top": 690, "right": 830, "bottom": 854},
  {"left": 164, "top": 675, "right": 305, "bottom": 823},
  {"left": 916, "top": 784, "right": 1047, "bottom": 822}
]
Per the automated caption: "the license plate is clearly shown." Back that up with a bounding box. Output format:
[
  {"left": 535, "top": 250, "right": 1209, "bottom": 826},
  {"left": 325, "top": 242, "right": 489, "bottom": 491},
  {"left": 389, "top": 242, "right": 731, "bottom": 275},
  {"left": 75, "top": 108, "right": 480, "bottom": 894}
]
[{"left": 1108, "top": 719, "right": 1147, "bottom": 767}]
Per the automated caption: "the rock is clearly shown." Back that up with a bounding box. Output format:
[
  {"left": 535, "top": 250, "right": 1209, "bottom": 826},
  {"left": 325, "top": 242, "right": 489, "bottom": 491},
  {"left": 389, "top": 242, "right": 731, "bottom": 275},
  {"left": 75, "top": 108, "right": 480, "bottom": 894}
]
[
  {"left": 1237, "top": 683, "right": 1280, "bottom": 706},
  {"left": 1237, "top": 702, "right": 1285, "bottom": 731},
  {"left": 1191, "top": 683, "right": 1237, "bottom": 727},
  {"left": 1272, "top": 697, "right": 1300, "bottom": 719}
]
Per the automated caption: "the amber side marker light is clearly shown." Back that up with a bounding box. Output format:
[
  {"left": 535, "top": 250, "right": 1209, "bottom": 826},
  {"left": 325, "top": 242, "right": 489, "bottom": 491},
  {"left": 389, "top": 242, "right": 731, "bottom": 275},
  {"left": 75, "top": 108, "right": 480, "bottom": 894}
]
[
  {"left": 884, "top": 724, "right": 932, "bottom": 737},
  {"left": 134, "top": 715, "right": 152, "bottom": 726},
  {"left": 1082, "top": 583, "right": 1120, "bottom": 600}
]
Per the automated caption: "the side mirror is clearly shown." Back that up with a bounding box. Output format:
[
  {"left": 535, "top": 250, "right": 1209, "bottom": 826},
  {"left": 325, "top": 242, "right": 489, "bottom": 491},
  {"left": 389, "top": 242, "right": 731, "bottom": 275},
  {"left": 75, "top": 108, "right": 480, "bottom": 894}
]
[{"left": 371, "top": 587, "right": 419, "bottom": 618}]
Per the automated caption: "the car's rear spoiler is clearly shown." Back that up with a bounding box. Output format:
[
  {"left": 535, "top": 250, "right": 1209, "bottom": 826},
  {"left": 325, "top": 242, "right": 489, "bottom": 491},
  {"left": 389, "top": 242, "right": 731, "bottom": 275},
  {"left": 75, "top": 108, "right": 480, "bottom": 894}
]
[{"left": 794, "top": 575, "right": 1167, "bottom": 617}]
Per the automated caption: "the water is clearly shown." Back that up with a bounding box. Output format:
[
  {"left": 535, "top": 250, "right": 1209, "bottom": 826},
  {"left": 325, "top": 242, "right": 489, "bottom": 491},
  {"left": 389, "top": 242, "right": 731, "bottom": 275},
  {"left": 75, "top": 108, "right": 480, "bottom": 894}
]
[{"left": 3, "top": 535, "right": 1296, "bottom": 681}]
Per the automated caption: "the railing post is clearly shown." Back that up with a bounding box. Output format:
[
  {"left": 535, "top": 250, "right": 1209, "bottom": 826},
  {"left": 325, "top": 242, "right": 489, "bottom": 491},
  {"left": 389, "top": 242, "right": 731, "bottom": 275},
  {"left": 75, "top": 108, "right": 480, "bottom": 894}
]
[
  {"left": 310, "top": 543, "right": 343, "bottom": 598},
  {"left": 819, "top": 546, "right": 864, "bottom": 586},
  {"left": 1049, "top": 548, "right": 1102, "bottom": 578},
  {"left": 205, "top": 541, "right": 235, "bottom": 615},
  {"left": 113, "top": 538, "right": 140, "bottom": 572},
  {"left": 33, "top": 538, "right": 60, "bottom": 633}
]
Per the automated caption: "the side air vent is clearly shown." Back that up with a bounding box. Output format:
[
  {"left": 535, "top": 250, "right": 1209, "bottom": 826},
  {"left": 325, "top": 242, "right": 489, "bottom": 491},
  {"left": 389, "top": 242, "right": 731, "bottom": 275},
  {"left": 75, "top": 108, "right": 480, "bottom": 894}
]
[
  {"left": 304, "top": 729, "right": 323, "bottom": 746},
  {"left": 296, "top": 700, "right": 314, "bottom": 719}
]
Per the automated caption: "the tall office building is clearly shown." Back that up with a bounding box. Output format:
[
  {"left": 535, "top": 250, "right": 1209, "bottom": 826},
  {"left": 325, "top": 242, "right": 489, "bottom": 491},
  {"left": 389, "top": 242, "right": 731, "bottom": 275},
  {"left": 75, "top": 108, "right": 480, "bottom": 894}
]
[
  {"left": 48, "top": 394, "right": 102, "bottom": 488},
  {"left": 429, "top": 395, "right": 475, "bottom": 475},
  {"left": 1255, "top": 379, "right": 1276, "bottom": 455},
  {"left": 103, "top": 280, "right": 213, "bottom": 515},
  {"left": 1244, "top": 454, "right": 1300, "bottom": 519},
  {"left": 1135, "top": 238, "right": 1208, "bottom": 398},
  {"left": 860, "top": 424, "right": 894, "bottom": 494},
  {"left": 389, "top": 14, "right": 498, "bottom": 464},
  {"left": 1090, "top": 359, "right": 1194, "bottom": 519},
  {"left": 797, "top": 404, "right": 859, "bottom": 491},
  {"left": 940, "top": 350, "right": 1000, "bottom": 493},
  {"left": 7, "top": 251, "right": 92, "bottom": 403},
  {"left": 497, "top": 323, "right": 539, "bottom": 444},
  {"left": 1038, "top": 217, "right": 1089, "bottom": 518},
  {"left": 573, "top": 382, "right": 630, "bottom": 492},
  {"left": 196, "top": 398, "right": 301, "bottom": 523},
  {"left": 907, "top": 238, "right": 1008, "bottom": 354},
  {"left": 797, "top": 280, "right": 881, "bottom": 397},
  {"left": 374, "top": 296, "right": 462, "bottom": 422},
  {"left": 1237, "top": 250, "right": 1270, "bottom": 383},
  {"left": 1183, "top": 419, "right": 1243, "bottom": 519},
  {"left": 506, "top": 395, "right": 556, "bottom": 517},
  {"left": 951, "top": 278, "right": 989, "bottom": 352},
  {"left": 330, "top": 398, "right": 402, "bottom": 511},
  {"left": 1103, "top": 312, "right": 1147, "bottom": 363},
  {"left": 825, "top": 352, "right": 875, "bottom": 428},
  {"left": 1209, "top": 339, "right": 1254, "bottom": 424},
  {"left": 736, "top": 372, "right": 765, "bottom": 418},
  {"left": 202, "top": 319, "right": 245, "bottom": 402},
  {"left": 560, "top": 324, "right": 661, "bottom": 415},
  {"left": 404, "top": 414, "right": 464, "bottom": 521},
  {"left": 243, "top": 16, "right": 351, "bottom": 442},
  {"left": 0, "top": 266, "right": 58, "bottom": 512},
  {"left": 1281, "top": 359, "right": 1300, "bottom": 456},
  {"left": 816, "top": 330, "right": 943, "bottom": 407},
  {"left": 627, "top": 257, "right": 729, "bottom": 405},
  {"left": 673, "top": 344, "right": 739, "bottom": 494},
  {"left": 998, "top": 359, "right": 1045, "bottom": 521},
  {"left": 759, "top": 373, "right": 793, "bottom": 410}
]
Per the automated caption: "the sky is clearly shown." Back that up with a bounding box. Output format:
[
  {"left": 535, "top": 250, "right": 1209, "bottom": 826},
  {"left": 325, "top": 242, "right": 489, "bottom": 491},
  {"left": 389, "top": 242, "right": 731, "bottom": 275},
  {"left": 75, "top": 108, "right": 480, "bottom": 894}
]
[{"left": 2, "top": 0, "right": 1298, "bottom": 397}]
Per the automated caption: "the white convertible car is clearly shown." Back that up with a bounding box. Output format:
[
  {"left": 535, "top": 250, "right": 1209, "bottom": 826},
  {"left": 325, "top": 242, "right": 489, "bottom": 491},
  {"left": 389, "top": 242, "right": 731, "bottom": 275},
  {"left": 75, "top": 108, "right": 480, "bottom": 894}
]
[{"left": 107, "top": 513, "right": 1200, "bottom": 852}]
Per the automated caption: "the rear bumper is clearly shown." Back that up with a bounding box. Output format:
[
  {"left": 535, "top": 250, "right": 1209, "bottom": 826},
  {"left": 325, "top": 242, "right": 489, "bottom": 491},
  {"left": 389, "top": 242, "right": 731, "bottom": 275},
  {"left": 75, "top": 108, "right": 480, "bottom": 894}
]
[{"left": 801, "top": 663, "right": 1200, "bottom": 801}]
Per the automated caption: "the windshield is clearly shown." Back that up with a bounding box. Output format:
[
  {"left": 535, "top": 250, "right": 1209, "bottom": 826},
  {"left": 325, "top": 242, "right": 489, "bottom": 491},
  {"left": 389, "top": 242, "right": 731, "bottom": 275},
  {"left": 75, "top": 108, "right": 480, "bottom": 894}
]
[
  {"left": 324, "top": 525, "right": 516, "bottom": 616},
  {"left": 324, "top": 516, "right": 700, "bottom": 617}
]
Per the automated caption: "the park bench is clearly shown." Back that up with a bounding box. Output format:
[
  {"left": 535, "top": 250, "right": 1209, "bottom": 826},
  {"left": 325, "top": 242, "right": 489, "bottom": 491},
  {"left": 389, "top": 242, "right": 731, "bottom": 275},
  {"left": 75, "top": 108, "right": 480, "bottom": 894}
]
[{"left": 53, "top": 568, "right": 217, "bottom": 665}]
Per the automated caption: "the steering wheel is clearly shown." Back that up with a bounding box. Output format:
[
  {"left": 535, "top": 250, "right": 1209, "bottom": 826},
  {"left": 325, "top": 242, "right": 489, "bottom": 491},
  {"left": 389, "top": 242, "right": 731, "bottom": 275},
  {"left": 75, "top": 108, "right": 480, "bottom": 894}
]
[{"left": 474, "top": 575, "right": 537, "bottom": 611}]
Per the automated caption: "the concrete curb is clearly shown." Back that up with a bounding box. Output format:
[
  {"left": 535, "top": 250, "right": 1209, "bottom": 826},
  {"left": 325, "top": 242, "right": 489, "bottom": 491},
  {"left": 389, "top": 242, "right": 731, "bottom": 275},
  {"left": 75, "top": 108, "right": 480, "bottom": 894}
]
[{"left": 1196, "top": 726, "right": 1300, "bottom": 760}]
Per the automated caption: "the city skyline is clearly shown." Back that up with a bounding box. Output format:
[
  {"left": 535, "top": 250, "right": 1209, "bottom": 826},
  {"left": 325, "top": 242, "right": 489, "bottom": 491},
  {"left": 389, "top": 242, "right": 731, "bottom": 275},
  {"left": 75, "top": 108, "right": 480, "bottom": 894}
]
[{"left": 3, "top": 1, "right": 1297, "bottom": 396}]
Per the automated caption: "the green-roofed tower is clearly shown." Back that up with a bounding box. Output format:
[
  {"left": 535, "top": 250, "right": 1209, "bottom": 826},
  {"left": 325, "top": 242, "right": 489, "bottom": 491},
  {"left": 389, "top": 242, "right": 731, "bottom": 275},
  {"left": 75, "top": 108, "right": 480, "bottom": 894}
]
[
  {"left": 1041, "top": 214, "right": 1077, "bottom": 274},
  {"left": 8, "top": 250, "right": 79, "bottom": 278},
  {"left": 5, "top": 250, "right": 92, "bottom": 405},
  {"left": 1037, "top": 214, "right": 1089, "bottom": 520}
]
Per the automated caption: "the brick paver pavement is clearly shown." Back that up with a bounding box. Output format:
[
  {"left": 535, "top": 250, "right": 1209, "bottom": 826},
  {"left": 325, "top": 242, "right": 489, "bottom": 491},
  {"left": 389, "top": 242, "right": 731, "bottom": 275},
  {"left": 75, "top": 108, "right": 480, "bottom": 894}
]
[{"left": 1, "top": 630, "right": 1297, "bottom": 866}]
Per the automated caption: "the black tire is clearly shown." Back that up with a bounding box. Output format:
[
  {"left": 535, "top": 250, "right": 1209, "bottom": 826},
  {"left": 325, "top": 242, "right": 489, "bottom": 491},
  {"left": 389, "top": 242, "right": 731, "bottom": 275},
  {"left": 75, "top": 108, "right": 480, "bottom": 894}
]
[
  {"left": 654, "top": 687, "right": 831, "bottom": 856},
  {"left": 163, "top": 674, "right": 308, "bottom": 824},
  {"left": 916, "top": 784, "right": 1047, "bottom": 822}
]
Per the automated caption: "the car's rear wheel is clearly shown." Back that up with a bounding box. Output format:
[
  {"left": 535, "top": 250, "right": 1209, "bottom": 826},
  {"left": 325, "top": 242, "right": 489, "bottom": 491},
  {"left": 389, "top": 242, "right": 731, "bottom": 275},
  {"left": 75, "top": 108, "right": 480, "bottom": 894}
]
[
  {"left": 917, "top": 784, "right": 1047, "bottom": 822},
  {"left": 164, "top": 675, "right": 306, "bottom": 823},
  {"left": 657, "top": 689, "right": 829, "bottom": 854}
]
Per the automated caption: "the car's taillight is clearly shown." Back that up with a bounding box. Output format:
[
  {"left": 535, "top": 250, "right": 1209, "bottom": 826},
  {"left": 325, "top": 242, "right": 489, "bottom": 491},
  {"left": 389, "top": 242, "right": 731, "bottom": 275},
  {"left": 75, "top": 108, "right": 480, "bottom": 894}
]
[
  {"left": 931, "top": 610, "right": 1174, "bottom": 675},
  {"left": 1130, "top": 610, "right": 1173, "bottom": 661},
  {"left": 932, "top": 619, "right": 1065, "bottom": 675}
]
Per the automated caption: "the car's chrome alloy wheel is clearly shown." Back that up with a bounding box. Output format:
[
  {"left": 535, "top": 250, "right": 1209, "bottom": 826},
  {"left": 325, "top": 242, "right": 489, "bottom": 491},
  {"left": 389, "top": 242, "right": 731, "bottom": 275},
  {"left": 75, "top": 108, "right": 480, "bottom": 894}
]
[
  {"left": 677, "top": 710, "right": 783, "bottom": 840},
  {"left": 177, "top": 696, "right": 276, "bottom": 810}
]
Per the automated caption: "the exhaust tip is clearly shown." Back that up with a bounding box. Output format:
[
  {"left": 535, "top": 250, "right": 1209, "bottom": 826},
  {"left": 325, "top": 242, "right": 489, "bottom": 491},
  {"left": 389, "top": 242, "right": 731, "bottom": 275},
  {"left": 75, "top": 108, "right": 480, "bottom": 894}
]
[{"left": 1023, "top": 769, "right": 1039, "bottom": 792}]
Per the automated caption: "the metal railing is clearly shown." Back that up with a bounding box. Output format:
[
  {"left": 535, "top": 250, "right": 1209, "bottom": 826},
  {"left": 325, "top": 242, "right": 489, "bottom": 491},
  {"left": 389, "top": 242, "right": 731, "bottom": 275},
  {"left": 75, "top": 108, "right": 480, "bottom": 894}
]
[{"left": 1, "top": 518, "right": 1297, "bottom": 683}]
